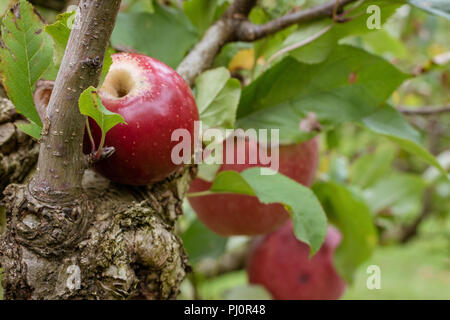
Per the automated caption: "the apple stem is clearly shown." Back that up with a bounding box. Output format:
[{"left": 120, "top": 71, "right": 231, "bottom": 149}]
[
  {"left": 86, "top": 118, "right": 96, "bottom": 153},
  {"left": 95, "top": 132, "right": 106, "bottom": 161}
]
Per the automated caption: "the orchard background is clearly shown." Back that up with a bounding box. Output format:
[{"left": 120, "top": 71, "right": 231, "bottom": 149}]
[{"left": 0, "top": 0, "right": 449, "bottom": 300}]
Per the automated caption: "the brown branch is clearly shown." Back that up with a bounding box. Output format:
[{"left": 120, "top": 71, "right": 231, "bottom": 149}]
[
  {"left": 176, "top": 0, "right": 257, "bottom": 86},
  {"left": 30, "top": 0, "right": 122, "bottom": 203},
  {"left": 177, "top": 0, "right": 358, "bottom": 86},
  {"left": 235, "top": 0, "right": 357, "bottom": 42},
  {"left": 397, "top": 105, "right": 450, "bottom": 116}
]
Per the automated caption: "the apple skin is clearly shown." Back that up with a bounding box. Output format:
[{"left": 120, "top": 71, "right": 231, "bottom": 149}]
[
  {"left": 188, "top": 137, "right": 319, "bottom": 236},
  {"left": 86, "top": 53, "right": 199, "bottom": 186},
  {"left": 247, "top": 223, "right": 346, "bottom": 300}
]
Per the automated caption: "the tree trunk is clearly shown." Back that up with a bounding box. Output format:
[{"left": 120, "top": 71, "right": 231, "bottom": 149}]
[
  {"left": 0, "top": 0, "right": 192, "bottom": 299},
  {"left": 0, "top": 95, "right": 194, "bottom": 298}
]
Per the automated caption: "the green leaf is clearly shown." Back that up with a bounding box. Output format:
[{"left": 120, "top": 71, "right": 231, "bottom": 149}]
[
  {"left": 134, "top": 0, "right": 155, "bottom": 14},
  {"left": 201, "top": 168, "right": 328, "bottom": 254},
  {"left": 260, "top": 0, "right": 306, "bottom": 19},
  {"left": 283, "top": 20, "right": 335, "bottom": 64},
  {"left": 0, "top": 0, "right": 53, "bottom": 133},
  {"left": 362, "top": 105, "right": 446, "bottom": 174},
  {"left": 283, "top": 0, "right": 403, "bottom": 64},
  {"left": 45, "top": 10, "right": 114, "bottom": 84},
  {"left": 359, "top": 29, "right": 408, "bottom": 59},
  {"left": 44, "top": 10, "right": 75, "bottom": 67},
  {"left": 350, "top": 146, "right": 396, "bottom": 188},
  {"left": 183, "top": 0, "right": 218, "bottom": 35},
  {"left": 214, "top": 42, "right": 253, "bottom": 68},
  {"left": 182, "top": 218, "right": 228, "bottom": 263},
  {"left": 236, "top": 45, "right": 409, "bottom": 144},
  {"left": 408, "top": 0, "right": 450, "bottom": 20},
  {"left": 195, "top": 67, "right": 241, "bottom": 130},
  {"left": 197, "top": 162, "right": 222, "bottom": 182},
  {"left": 15, "top": 121, "right": 41, "bottom": 140},
  {"left": 111, "top": 3, "right": 198, "bottom": 68},
  {"left": 0, "top": 1, "right": 13, "bottom": 17},
  {"left": 78, "top": 86, "right": 126, "bottom": 134},
  {"left": 313, "top": 182, "right": 378, "bottom": 282},
  {"left": 210, "top": 170, "right": 255, "bottom": 195},
  {"left": 363, "top": 173, "right": 426, "bottom": 214},
  {"left": 100, "top": 47, "right": 115, "bottom": 86}
]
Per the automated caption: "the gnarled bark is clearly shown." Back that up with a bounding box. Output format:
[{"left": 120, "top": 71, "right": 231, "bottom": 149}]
[
  {"left": 0, "top": 0, "right": 193, "bottom": 300},
  {"left": 1, "top": 89, "right": 194, "bottom": 299},
  {"left": 0, "top": 166, "right": 195, "bottom": 299},
  {"left": 0, "top": 98, "right": 38, "bottom": 195}
]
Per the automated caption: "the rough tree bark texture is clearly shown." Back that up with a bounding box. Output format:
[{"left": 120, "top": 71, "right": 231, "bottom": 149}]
[
  {"left": 1, "top": 166, "right": 194, "bottom": 299},
  {"left": 0, "top": 0, "right": 192, "bottom": 300},
  {"left": 0, "top": 87, "right": 197, "bottom": 300},
  {"left": 1, "top": 0, "right": 359, "bottom": 300},
  {"left": 1, "top": 89, "right": 194, "bottom": 299}
]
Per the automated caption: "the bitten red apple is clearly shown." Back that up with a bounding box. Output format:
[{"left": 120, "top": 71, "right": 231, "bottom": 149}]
[
  {"left": 188, "top": 136, "right": 319, "bottom": 236},
  {"left": 247, "top": 223, "right": 346, "bottom": 300},
  {"left": 86, "top": 53, "right": 199, "bottom": 185}
]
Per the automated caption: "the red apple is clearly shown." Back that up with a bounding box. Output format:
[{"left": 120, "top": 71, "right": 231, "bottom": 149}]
[
  {"left": 247, "top": 223, "right": 346, "bottom": 300},
  {"left": 188, "top": 136, "right": 319, "bottom": 236},
  {"left": 86, "top": 53, "right": 199, "bottom": 185}
]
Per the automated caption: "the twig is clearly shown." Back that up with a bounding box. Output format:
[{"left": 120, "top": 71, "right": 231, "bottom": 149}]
[
  {"left": 235, "top": 0, "right": 357, "bottom": 42},
  {"left": 177, "top": 0, "right": 358, "bottom": 86},
  {"left": 397, "top": 105, "right": 450, "bottom": 116},
  {"left": 31, "top": 0, "right": 122, "bottom": 202},
  {"left": 176, "top": 0, "right": 257, "bottom": 86}
]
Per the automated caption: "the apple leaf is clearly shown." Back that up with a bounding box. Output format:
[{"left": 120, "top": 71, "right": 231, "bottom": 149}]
[
  {"left": 183, "top": 0, "right": 218, "bottom": 35},
  {"left": 15, "top": 121, "right": 42, "bottom": 140},
  {"left": 0, "top": 0, "right": 53, "bottom": 137},
  {"left": 111, "top": 2, "right": 198, "bottom": 68},
  {"left": 283, "top": 0, "right": 403, "bottom": 64},
  {"left": 100, "top": 47, "right": 115, "bottom": 86},
  {"left": 236, "top": 45, "right": 408, "bottom": 143},
  {"left": 197, "top": 162, "right": 222, "bottom": 182},
  {"left": 210, "top": 170, "right": 255, "bottom": 195},
  {"left": 214, "top": 42, "right": 254, "bottom": 68},
  {"left": 408, "top": 0, "right": 450, "bottom": 20},
  {"left": 45, "top": 9, "right": 113, "bottom": 85},
  {"left": 363, "top": 173, "right": 426, "bottom": 214},
  {"left": 361, "top": 105, "right": 446, "bottom": 174},
  {"left": 312, "top": 182, "right": 378, "bottom": 283},
  {"left": 195, "top": 67, "right": 241, "bottom": 130},
  {"left": 236, "top": 45, "right": 409, "bottom": 144},
  {"left": 182, "top": 218, "right": 228, "bottom": 263},
  {"left": 45, "top": 10, "right": 75, "bottom": 67},
  {"left": 191, "top": 167, "right": 328, "bottom": 255},
  {"left": 350, "top": 146, "right": 396, "bottom": 188},
  {"left": 78, "top": 86, "right": 126, "bottom": 134},
  {"left": 235, "top": 45, "right": 444, "bottom": 172}
]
